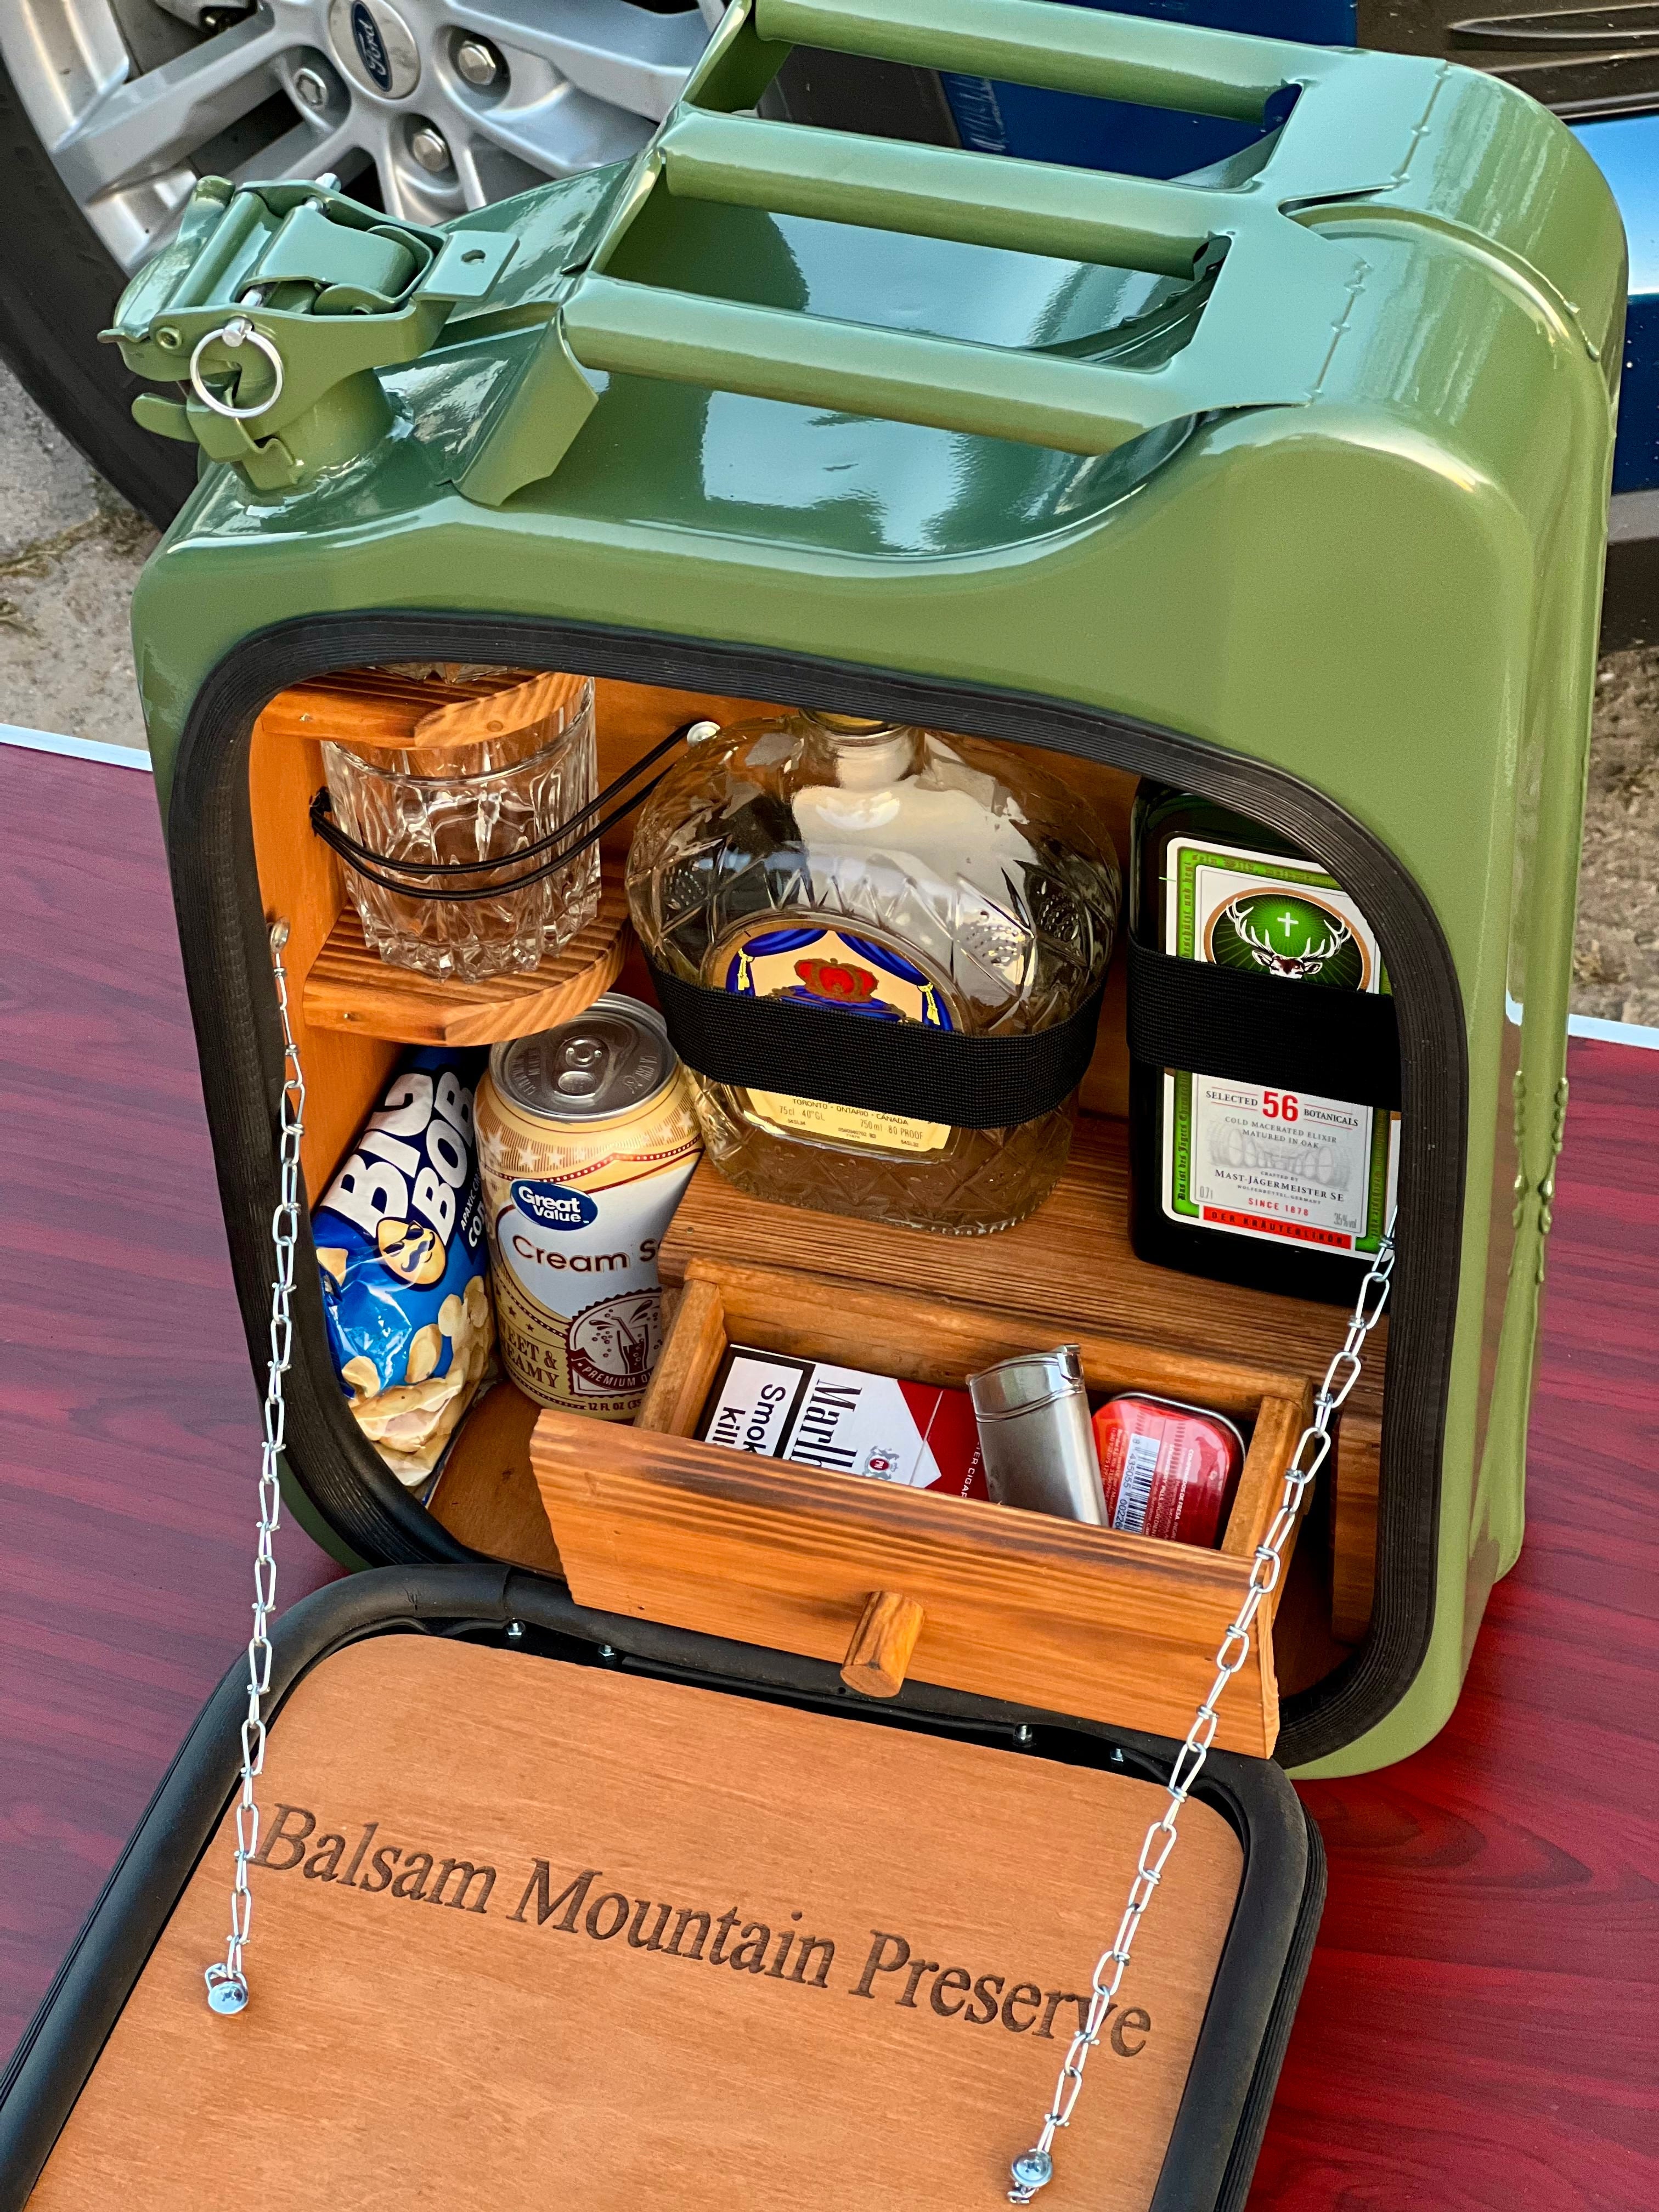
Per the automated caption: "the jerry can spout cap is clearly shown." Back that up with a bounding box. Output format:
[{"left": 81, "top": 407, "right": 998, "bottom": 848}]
[{"left": 101, "top": 174, "right": 517, "bottom": 493}]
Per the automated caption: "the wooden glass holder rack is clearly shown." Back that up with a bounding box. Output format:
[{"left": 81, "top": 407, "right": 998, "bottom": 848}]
[
  {"left": 302, "top": 878, "right": 629, "bottom": 1047},
  {"left": 256, "top": 670, "right": 632, "bottom": 1047},
  {"left": 533, "top": 1254, "right": 1317, "bottom": 1759},
  {"left": 250, "top": 672, "right": 785, "bottom": 1200}
]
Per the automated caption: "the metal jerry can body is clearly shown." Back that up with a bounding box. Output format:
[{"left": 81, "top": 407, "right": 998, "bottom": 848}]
[{"left": 108, "top": 0, "right": 1623, "bottom": 1778}]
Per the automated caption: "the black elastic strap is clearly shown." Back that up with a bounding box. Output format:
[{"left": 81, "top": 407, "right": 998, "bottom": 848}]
[
  {"left": 1126, "top": 934, "right": 1402, "bottom": 1110},
  {"left": 646, "top": 961, "right": 1107, "bottom": 1131}
]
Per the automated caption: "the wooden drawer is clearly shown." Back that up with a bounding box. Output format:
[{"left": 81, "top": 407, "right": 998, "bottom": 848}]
[{"left": 532, "top": 1260, "right": 1316, "bottom": 1756}]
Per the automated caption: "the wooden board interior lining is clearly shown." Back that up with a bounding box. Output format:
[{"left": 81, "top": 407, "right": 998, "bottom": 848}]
[
  {"left": 426, "top": 1381, "right": 561, "bottom": 1575},
  {"left": 29, "top": 1636, "right": 1243, "bottom": 2212},
  {"left": 658, "top": 1120, "right": 1387, "bottom": 1426},
  {"left": 1331, "top": 1410, "right": 1382, "bottom": 1643},
  {"left": 249, "top": 672, "right": 1141, "bottom": 1195},
  {"left": 246, "top": 667, "right": 1356, "bottom": 1675}
]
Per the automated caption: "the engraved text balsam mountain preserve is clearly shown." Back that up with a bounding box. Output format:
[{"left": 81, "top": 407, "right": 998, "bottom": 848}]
[{"left": 253, "top": 1803, "right": 1154, "bottom": 2051}]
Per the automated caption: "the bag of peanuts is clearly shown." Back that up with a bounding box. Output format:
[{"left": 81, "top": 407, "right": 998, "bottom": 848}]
[{"left": 312, "top": 1047, "right": 496, "bottom": 1487}]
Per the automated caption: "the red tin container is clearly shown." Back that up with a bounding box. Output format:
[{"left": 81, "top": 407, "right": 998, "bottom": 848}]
[{"left": 1093, "top": 1393, "right": 1246, "bottom": 1550}]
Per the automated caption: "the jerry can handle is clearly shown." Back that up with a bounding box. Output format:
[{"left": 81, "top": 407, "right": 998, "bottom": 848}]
[
  {"left": 656, "top": 108, "right": 1221, "bottom": 281},
  {"left": 752, "top": 0, "right": 1327, "bottom": 122},
  {"left": 551, "top": 0, "right": 1331, "bottom": 465},
  {"left": 561, "top": 278, "right": 1178, "bottom": 459},
  {"left": 473, "top": 0, "right": 1370, "bottom": 501}
]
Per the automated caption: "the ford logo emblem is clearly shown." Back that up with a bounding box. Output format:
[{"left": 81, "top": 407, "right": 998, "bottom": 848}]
[{"left": 350, "top": 1, "right": 393, "bottom": 91}]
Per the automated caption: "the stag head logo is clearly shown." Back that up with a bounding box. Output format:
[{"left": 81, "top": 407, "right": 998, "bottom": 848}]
[{"left": 1221, "top": 893, "right": 1354, "bottom": 983}]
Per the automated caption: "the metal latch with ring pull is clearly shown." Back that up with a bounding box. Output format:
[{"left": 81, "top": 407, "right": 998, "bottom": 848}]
[
  {"left": 189, "top": 315, "right": 285, "bottom": 425},
  {"left": 101, "top": 173, "right": 516, "bottom": 491}
]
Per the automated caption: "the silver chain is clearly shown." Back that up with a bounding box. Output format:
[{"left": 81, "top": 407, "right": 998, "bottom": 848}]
[
  {"left": 1008, "top": 1215, "right": 1397, "bottom": 2202},
  {"left": 204, "top": 920, "right": 306, "bottom": 2017}
]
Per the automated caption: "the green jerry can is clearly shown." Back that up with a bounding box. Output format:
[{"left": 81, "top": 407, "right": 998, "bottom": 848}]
[{"left": 0, "top": 5, "right": 1624, "bottom": 2210}]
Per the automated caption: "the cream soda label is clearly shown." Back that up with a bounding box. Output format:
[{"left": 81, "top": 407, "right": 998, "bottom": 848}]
[
  {"left": 488, "top": 1150, "right": 697, "bottom": 1413},
  {"left": 1160, "top": 838, "right": 1398, "bottom": 1256}
]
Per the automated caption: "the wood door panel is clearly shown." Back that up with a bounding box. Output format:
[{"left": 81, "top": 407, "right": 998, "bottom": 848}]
[{"left": 29, "top": 1637, "right": 1244, "bottom": 2212}]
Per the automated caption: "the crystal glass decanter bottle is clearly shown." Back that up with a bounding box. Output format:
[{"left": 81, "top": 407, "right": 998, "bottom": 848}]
[{"left": 625, "top": 710, "right": 1120, "bottom": 1235}]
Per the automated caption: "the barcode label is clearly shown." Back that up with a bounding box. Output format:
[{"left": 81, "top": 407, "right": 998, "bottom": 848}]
[{"left": 1112, "top": 1432, "right": 1160, "bottom": 1534}]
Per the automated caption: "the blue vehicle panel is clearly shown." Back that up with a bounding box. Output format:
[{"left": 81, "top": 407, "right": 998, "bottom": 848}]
[
  {"left": 940, "top": 0, "right": 1356, "bottom": 176},
  {"left": 938, "top": 0, "right": 1657, "bottom": 494},
  {"left": 1572, "top": 115, "right": 1659, "bottom": 493}
]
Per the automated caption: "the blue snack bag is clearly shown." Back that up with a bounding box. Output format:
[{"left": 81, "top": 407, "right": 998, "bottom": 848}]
[{"left": 312, "top": 1047, "right": 495, "bottom": 1487}]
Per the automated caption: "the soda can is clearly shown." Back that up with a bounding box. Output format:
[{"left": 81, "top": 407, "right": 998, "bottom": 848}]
[
  {"left": 1092, "top": 1393, "right": 1246, "bottom": 1549},
  {"left": 475, "top": 995, "right": 701, "bottom": 1418}
]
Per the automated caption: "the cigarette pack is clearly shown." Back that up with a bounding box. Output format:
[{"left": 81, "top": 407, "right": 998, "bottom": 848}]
[{"left": 697, "top": 1346, "right": 988, "bottom": 1500}]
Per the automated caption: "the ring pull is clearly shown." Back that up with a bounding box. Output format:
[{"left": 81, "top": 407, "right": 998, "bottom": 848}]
[{"left": 188, "top": 316, "right": 285, "bottom": 422}]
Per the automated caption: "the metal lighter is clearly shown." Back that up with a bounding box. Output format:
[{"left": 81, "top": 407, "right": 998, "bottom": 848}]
[{"left": 966, "top": 1346, "right": 1107, "bottom": 1525}]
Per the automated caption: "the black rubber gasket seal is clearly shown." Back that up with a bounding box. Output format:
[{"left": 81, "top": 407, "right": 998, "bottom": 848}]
[
  {"left": 0, "top": 1567, "right": 1318, "bottom": 2212},
  {"left": 647, "top": 958, "right": 1107, "bottom": 1129},
  {"left": 1126, "top": 934, "right": 1402, "bottom": 1111},
  {"left": 161, "top": 610, "right": 1468, "bottom": 1770}
]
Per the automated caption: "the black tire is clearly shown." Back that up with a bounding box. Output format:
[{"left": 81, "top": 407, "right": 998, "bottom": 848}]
[{"left": 0, "top": 48, "right": 195, "bottom": 528}]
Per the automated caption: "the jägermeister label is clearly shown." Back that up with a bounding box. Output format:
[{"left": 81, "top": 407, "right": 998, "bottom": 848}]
[{"left": 1160, "top": 838, "right": 1398, "bottom": 1256}]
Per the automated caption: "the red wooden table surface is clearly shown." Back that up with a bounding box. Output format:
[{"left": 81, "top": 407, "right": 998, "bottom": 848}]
[
  {"left": 1252, "top": 1029, "right": 1659, "bottom": 2210},
  {"left": 2, "top": 746, "right": 1656, "bottom": 2208}
]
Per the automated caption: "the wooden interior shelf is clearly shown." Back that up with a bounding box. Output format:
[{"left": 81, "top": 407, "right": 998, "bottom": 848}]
[
  {"left": 301, "top": 875, "right": 630, "bottom": 1046},
  {"left": 658, "top": 1116, "right": 1386, "bottom": 1428}
]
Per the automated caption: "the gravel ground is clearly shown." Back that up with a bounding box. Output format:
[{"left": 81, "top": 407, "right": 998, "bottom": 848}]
[
  {"left": 0, "top": 360, "right": 1654, "bottom": 1025},
  {"left": 0, "top": 368, "right": 157, "bottom": 749},
  {"left": 1576, "top": 650, "right": 1659, "bottom": 1028}
]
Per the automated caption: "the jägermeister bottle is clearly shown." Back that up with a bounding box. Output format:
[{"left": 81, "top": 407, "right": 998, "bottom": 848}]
[{"left": 1128, "top": 783, "right": 1398, "bottom": 1302}]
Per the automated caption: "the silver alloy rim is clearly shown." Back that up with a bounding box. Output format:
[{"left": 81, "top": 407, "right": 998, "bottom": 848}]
[{"left": 0, "top": 0, "right": 720, "bottom": 272}]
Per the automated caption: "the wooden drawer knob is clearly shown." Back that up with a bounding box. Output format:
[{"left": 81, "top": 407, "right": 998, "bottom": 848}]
[{"left": 841, "top": 1592, "right": 926, "bottom": 1700}]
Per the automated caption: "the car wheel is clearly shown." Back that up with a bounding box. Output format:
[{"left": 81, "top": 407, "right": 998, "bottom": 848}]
[{"left": 0, "top": 0, "right": 716, "bottom": 525}]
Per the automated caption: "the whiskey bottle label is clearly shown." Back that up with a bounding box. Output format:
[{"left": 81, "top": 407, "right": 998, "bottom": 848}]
[
  {"left": 712, "top": 922, "right": 955, "bottom": 1155},
  {"left": 1159, "top": 838, "right": 1398, "bottom": 1256}
]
